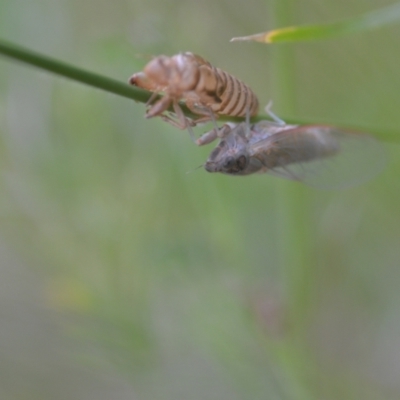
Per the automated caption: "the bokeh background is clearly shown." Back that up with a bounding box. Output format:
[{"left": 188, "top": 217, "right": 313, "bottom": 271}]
[{"left": 1, "top": 0, "right": 400, "bottom": 399}]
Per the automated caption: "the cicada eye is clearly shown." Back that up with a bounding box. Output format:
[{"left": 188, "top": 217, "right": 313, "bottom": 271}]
[
  {"left": 237, "top": 155, "right": 248, "bottom": 170},
  {"left": 223, "top": 155, "right": 248, "bottom": 173}
]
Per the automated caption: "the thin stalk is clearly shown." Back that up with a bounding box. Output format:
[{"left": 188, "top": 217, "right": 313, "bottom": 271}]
[
  {"left": 0, "top": 39, "right": 151, "bottom": 103},
  {"left": 270, "top": 0, "right": 316, "bottom": 334},
  {"left": 0, "top": 38, "right": 397, "bottom": 141},
  {"left": 268, "top": 0, "right": 317, "bottom": 398}
]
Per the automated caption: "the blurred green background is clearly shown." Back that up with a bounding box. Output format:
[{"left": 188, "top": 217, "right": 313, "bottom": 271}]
[{"left": 1, "top": 0, "right": 400, "bottom": 399}]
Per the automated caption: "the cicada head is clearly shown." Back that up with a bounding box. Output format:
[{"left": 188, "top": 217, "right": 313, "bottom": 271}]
[
  {"left": 205, "top": 151, "right": 249, "bottom": 174},
  {"left": 204, "top": 123, "right": 263, "bottom": 175}
]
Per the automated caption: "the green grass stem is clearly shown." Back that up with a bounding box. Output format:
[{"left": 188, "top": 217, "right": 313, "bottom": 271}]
[
  {"left": 0, "top": 38, "right": 398, "bottom": 141},
  {"left": 0, "top": 39, "right": 150, "bottom": 102},
  {"left": 268, "top": 0, "right": 317, "bottom": 398}
]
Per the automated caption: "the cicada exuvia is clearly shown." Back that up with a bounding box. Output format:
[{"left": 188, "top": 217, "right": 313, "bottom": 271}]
[{"left": 129, "top": 52, "right": 259, "bottom": 131}]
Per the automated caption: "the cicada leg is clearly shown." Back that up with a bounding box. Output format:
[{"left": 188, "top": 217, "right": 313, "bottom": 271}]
[
  {"left": 196, "top": 129, "right": 218, "bottom": 146},
  {"left": 188, "top": 103, "right": 220, "bottom": 128},
  {"left": 159, "top": 100, "right": 197, "bottom": 142},
  {"left": 185, "top": 102, "right": 224, "bottom": 145},
  {"left": 145, "top": 95, "right": 172, "bottom": 118},
  {"left": 145, "top": 91, "right": 159, "bottom": 107},
  {"left": 265, "top": 101, "right": 285, "bottom": 125},
  {"left": 196, "top": 123, "right": 234, "bottom": 146},
  {"left": 244, "top": 100, "right": 252, "bottom": 138}
]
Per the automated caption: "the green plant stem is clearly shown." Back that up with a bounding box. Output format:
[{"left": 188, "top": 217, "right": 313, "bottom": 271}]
[
  {"left": 0, "top": 39, "right": 151, "bottom": 103},
  {"left": 268, "top": 1, "right": 317, "bottom": 399},
  {"left": 270, "top": 0, "right": 315, "bottom": 331},
  {"left": 0, "top": 38, "right": 397, "bottom": 141}
]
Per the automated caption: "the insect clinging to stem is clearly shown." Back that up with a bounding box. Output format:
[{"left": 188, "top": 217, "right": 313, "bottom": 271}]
[
  {"left": 129, "top": 52, "right": 259, "bottom": 132},
  {"left": 200, "top": 106, "right": 386, "bottom": 189}
]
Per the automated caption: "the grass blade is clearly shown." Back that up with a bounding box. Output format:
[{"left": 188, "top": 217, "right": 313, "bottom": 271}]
[{"left": 231, "top": 2, "right": 400, "bottom": 43}]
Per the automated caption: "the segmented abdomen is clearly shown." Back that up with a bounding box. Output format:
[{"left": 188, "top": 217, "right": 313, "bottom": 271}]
[
  {"left": 190, "top": 54, "right": 259, "bottom": 118},
  {"left": 213, "top": 67, "right": 259, "bottom": 117}
]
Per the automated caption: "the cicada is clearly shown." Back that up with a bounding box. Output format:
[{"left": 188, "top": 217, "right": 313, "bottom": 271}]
[
  {"left": 129, "top": 52, "right": 259, "bottom": 130},
  {"left": 200, "top": 119, "right": 385, "bottom": 189}
]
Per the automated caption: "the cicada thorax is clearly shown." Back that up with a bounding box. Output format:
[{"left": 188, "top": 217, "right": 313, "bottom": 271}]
[{"left": 129, "top": 52, "right": 259, "bottom": 130}]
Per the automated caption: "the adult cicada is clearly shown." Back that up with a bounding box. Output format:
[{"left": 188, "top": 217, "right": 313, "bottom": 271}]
[{"left": 200, "top": 118, "right": 385, "bottom": 189}]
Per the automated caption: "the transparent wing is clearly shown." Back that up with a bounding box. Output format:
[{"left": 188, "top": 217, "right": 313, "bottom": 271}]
[{"left": 248, "top": 125, "right": 386, "bottom": 189}]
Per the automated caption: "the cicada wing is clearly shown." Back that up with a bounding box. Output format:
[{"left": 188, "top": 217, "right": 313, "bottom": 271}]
[{"left": 248, "top": 125, "right": 386, "bottom": 189}]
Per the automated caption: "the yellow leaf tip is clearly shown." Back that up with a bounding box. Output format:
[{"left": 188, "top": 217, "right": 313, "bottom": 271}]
[{"left": 230, "top": 33, "right": 268, "bottom": 43}]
